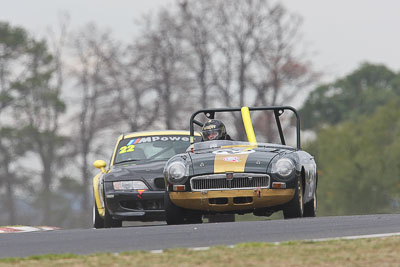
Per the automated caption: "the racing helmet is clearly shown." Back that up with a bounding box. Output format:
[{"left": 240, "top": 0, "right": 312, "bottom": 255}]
[{"left": 201, "top": 119, "right": 227, "bottom": 141}]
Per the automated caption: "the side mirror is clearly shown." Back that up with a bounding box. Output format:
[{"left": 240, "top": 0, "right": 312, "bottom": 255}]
[{"left": 93, "top": 160, "right": 107, "bottom": 174}]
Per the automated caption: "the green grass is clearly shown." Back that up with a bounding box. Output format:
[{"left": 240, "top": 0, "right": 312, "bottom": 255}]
[{"left": 1, "top": 236, "right": 400, "bottom": 267}]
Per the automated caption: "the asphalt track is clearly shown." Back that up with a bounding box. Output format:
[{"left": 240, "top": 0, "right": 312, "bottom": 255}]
[{"left": 1, "top": 214, "right": 400, "bottom": 258}]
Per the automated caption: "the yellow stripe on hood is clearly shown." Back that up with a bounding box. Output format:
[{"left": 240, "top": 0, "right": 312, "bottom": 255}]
[{"left": 214, "top": 153, "right": 249, "bottom": 173}]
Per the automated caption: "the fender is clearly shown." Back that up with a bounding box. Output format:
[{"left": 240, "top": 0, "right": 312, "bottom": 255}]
[{"left": 93, "top": 173, "right": 105, "bottom": 217}]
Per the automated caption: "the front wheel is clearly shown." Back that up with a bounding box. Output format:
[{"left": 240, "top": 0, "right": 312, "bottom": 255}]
[
  {"left": 104, "top": 200, "right": 122, "bottom": 228},
  {"left": 93, "top": 203, "right": 104, "bottom": 229},
  {"left": 303, "top": 190, "right": 317, "bottom": 217},
  {"left": 283, "top": 178, "right": 304, "bottom": 219},
  {"left": 164, "top": 192, "right": 185, "bottom": 225}
]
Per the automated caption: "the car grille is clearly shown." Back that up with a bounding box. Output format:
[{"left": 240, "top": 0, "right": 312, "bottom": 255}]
[
  {"left": 120, "top": 199, "right": 164, "bottom": 210},
  {"left": 190, "top": 173, "right": 270, "bottom": 191}
]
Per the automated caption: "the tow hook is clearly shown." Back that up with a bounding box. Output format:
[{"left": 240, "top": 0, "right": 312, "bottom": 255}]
[{"left": 256, "top": 187, "right": 261, "bottom": 199}]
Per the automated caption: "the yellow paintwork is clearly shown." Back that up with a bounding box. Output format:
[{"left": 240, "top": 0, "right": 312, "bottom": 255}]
[
  {"left": 93, "top": 160, "right": 107, "bottom": 173},
  {"left": 214, "top": 153, "right": 250, "bottom": 173},
  {"left": 241, "top": 107, "right": 257, "bottom": 144},
  {"left": 169, "top": 189, "right": 295, "bottom": 212},
  {"left": 93, "top": 173, "right": 105, "bottom": 217}
]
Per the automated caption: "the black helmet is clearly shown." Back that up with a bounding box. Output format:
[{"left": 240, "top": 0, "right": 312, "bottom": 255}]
[{"left": 201, "top": 119, "right": 227, "bottom": 141}]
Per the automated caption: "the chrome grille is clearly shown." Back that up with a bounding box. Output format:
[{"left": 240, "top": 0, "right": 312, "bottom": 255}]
[{"left": 190, "top": 173, "right": 270, "bottom": 191}]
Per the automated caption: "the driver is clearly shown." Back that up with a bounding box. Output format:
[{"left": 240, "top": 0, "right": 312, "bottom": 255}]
[{"left": 201, "top": 119, "right": 231, "bottom": 141}]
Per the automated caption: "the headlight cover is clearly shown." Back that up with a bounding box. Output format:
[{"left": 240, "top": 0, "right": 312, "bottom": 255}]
[
  {"left": 166, "top": 161, "right": 187, "bottom": 184},
  {"left": 113, "top": 181, "right": 148, "bottom": 191},
  {"left": 273, "top": 158, "right": 295, "bottom": 180}
]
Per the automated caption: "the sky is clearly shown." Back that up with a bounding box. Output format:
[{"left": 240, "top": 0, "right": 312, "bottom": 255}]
[{"left": 1, "top": 0, "right": 400, "bottom": 83}]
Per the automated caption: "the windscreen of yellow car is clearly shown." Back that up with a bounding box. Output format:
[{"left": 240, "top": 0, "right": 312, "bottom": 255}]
[{"left": 114, "top": 135, "right": 199, "bottom": 164}]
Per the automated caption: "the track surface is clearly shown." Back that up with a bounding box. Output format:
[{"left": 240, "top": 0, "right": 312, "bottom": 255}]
[{"left": 1, "top": 214, "right": 400, "bottom": 258}]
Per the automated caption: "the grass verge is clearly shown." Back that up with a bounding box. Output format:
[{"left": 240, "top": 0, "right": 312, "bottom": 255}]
[{"left": 1, "top": 236, "right": 400, "bottom": 266}]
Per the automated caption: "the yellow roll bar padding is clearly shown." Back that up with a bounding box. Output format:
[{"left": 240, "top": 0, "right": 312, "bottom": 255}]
[{"left": 241, "top": 107, "right": 257, "bottom": 144}]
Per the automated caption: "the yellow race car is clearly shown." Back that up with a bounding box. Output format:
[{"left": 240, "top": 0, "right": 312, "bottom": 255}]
[{"left": 92, "top": 130, "right": 201, "bottom": 228}]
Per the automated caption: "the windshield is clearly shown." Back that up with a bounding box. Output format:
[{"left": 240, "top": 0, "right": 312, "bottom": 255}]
[
  {"left": 191, "top": 140, "right": 294, "bottom": 152},
  {"left": 114, "top": 135, "right": 200, "bottom": 164},
  {"left": 192, "top": 140, "right": 252, "bottom": 151}
]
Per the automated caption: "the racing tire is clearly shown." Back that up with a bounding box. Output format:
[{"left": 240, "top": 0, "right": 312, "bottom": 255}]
[
  {"left": 208, "top": 214, "right": 235, "bottom": 223},
  {"left": 93, "top": 204, "right": 104, "bottom": 229},
  {"left": 283, "top": 178, "right": 304, "bottom": 219},
  {"left": 303, "top": 190, "right": 317, "bottom": 217},
  {"left": 104, "top": 200, "right": 122, "bottom": 228},
  {"left": 164, "top": 192, "right": 185, "bottom": 225}
]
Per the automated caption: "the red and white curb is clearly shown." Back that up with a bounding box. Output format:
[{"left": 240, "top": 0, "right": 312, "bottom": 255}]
[{"left": 0, "top": 226, "right": 60, "bottom": 233}]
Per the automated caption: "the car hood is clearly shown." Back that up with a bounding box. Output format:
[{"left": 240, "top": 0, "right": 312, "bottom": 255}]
[
  {"left": 105, "top": 160, "right": 167, "bottom": 182},
  {"left": 189, "top": 147, "right": 284, "bottom": 176}
]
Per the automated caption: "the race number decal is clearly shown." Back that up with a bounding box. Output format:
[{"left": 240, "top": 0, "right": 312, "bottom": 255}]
[{"left": 119, "top": 145, "right": 135, "bottom": 154}]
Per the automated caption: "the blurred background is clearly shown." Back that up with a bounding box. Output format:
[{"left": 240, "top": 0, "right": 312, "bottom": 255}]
[{"left": 1, "top": 0, "right": 400, "bottom": 228}]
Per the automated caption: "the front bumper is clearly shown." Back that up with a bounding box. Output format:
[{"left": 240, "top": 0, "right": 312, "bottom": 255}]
[
  {"left": 105, "top": 191, "right": 165, "bottom": 221},
  {"left": 169, "top": 188, "right": 295, "bottom": 212}
]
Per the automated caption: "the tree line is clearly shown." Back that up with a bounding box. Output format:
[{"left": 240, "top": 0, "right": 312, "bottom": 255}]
[
  {"left": 0, "top": 0, "right": 316, "bottom": 227},
  {"left": 301, "top": 63, "right": 400, "bottom": 216},
  {"left": 3, "top": 1, "right": 397, "bottom": 227}
]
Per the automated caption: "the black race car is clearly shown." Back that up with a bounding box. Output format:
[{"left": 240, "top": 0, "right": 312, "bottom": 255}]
[
  {"left": 92, "top": 130, "right": 201, "bottom": 228},
  {"left": 163, "top": 106, "right": 318, "bottom": 225}
]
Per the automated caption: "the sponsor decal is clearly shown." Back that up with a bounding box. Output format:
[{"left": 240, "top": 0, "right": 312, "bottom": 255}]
[
  {"left": 223, "top": 156, "right": 241, "bottom": 162},
  {"left": 127, "top": 138, "right": 141, "bottom": 145},
  {"left": 137, "top": 189, "right": 147, "bottom": 199},
  {"left": 203, "top": 124, "right": 216, "bottom": 130},
  {"left": 139, "top": 137, "right": 152, "bottom": 143},
  {"left": 128, "top": 136, "right": 189, "bottom": 145}
]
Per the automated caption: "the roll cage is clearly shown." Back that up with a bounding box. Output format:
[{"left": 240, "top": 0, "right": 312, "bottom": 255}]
[{"left": 189, "top": 106, "right": 301, "bottom": 150}]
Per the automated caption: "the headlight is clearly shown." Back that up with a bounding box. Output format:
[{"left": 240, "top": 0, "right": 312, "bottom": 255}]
[
  {"left": 113, "top": 181, "right": 148, "bottom": 191},
  {"left": 166, "top": 161, "right": 187, "bottom": 184},
  {"left": 273, "top": 158, "right": 295, "bottom": 179}
]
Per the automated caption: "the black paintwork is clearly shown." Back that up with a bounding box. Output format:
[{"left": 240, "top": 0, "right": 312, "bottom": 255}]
[
  {"left": 105, "top": 161, "right": 166, "bottom": 187},
  {"left": 165, "top": 105, "right": 317, "bottom": 217},
  {"left": 103, "top": 160, "right": 167, "bottom": 221},
  {"left": 166, "top": 142, "right": 317, "bottom": 216}
]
